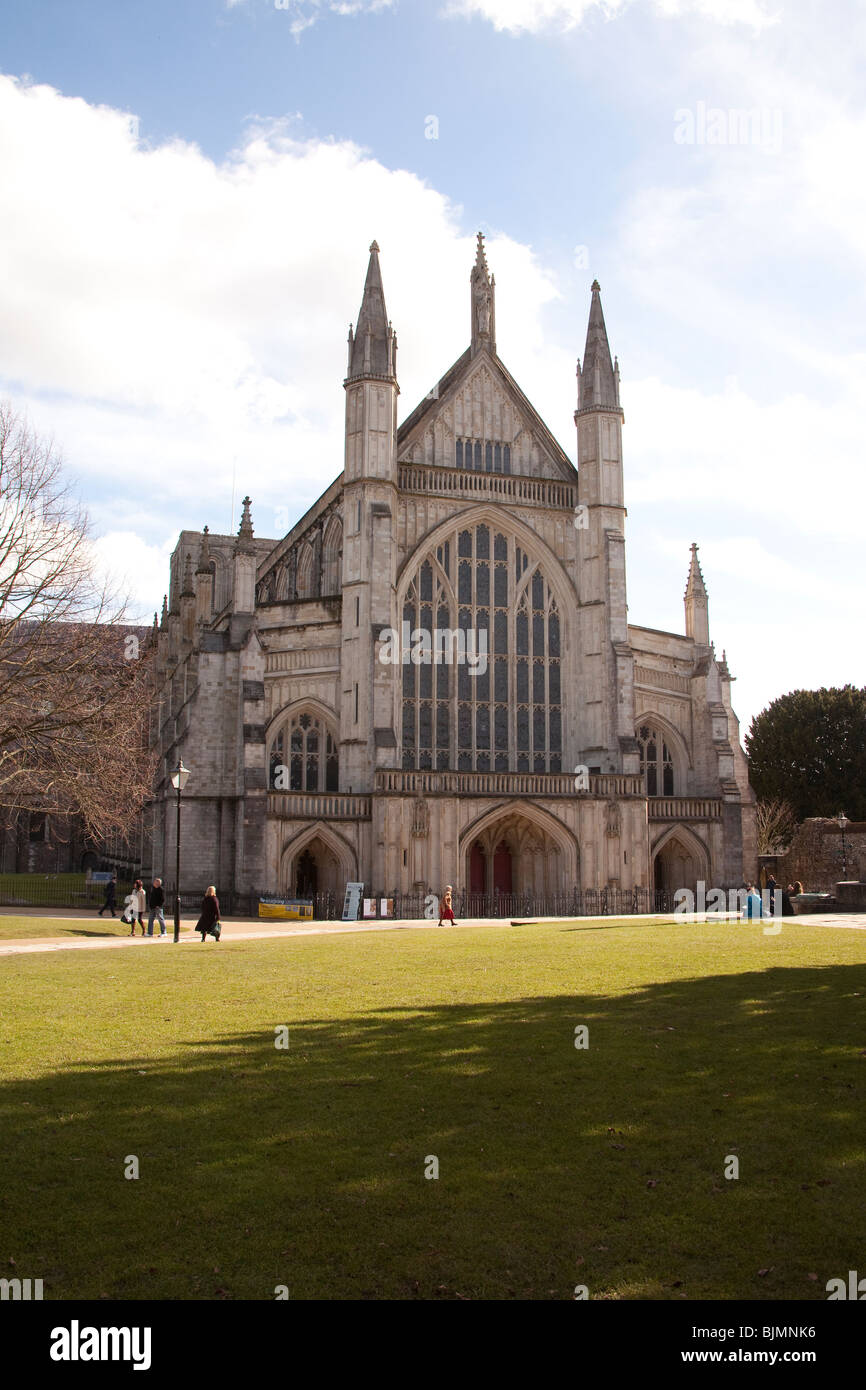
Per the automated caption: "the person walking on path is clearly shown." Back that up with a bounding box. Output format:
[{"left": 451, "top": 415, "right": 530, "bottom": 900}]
[
  {"left": 766, "top": 873, "right": 778, "bottom": 914},
  {"left": 97, "top": 875, "right": 117, "bottom": 918},
  {"left": 129, "top": 879, "right": 147, "bottom": 936},
  {"left": 147, "top": 878, "right": 167, "bottom": 937},
  {"left": 438, "top": 885, "right": 458, "bottom": 927},
  {"left": 195, "top": 885, "right": 222, "bottom": 942}
]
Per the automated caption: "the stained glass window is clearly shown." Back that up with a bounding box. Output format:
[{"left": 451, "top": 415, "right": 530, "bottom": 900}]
[
  {"left": 400, "top": 525, "right": 563, "bottom": 772},
  {"left": 269, "top": 713, "right": 339, "bottom": 792},
  {"left": 638, "top": 724, "right": 675, "bottom": 796}
]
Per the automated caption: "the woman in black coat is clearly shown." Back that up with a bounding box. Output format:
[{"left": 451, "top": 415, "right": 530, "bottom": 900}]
[{"left": 195, "top": 885, "right": 222, "bottom": 942}]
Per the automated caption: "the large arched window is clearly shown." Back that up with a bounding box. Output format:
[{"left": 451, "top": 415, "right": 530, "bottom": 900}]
[
  {"left": 400, "top": 522, "right": 562, "bottom": 773},
  {"left": 637, "top": 724, "right": 675, "bottom": 796},
  {"left": 269, "top": 711, "right": 339, "bottom": 792}
]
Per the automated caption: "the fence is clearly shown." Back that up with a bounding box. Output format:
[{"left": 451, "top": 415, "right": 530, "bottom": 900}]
[
  {"left": 0, "top": 874, "right": 136, "bottom": 910},
  {"left": 0, "top": 876, "right": 678, "bottom": 920},
  {"left": 226, "top": 885, "right": 677, "bottom": 921}
]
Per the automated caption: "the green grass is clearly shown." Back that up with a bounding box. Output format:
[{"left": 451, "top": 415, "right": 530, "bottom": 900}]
[
  {"left": 1, "top": 917, "right": 864, "bottom": 1301},
  {"left": 0, "top": 873, "right": 134, "bottom": 911},
  {"left": 0, "top": 914, "right": 198, "bottom": 941}
]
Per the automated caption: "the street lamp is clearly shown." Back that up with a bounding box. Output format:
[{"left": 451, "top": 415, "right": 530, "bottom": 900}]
[
  {"left": 170, "top": 760, "right": 190, "bottom": 942},
  {"left": 837, "top": 810, "right": 850, "bottom": 879}
]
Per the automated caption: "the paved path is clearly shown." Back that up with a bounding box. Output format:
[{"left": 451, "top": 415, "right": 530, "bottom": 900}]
[{"left": 0, "top": 910, "right": 864, "bottom": 956}]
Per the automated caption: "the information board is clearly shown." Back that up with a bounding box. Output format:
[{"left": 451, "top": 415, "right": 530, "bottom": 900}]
[{"left": 342, "top": 882, "right": 364, "bottom": 921}]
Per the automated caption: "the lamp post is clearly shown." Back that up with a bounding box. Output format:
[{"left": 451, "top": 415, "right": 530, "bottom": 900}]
[
  {"left": 170, "top": 760, "right": 190, "bottom": 942},
  {"left": 837, "top": 811, "right": 850, "bottom": 879}
]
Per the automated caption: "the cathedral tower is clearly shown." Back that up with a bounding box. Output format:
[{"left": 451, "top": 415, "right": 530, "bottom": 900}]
[
  {"left": 575, "top": 282, "right": 639, "bottom": 774},
  {"left": 340, "top": 242, "right": 400, "bottom": 790}
]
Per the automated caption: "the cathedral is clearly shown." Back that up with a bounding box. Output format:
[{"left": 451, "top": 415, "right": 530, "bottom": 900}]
[{"left": 146, "top": 235, "right": 756, "bottom": 913}]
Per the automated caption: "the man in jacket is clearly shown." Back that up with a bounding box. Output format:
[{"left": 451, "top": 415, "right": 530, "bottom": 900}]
[
  {"left": 148, "top": 878, "right": 167, "bottom": 937},
  {"left": 98, "top": 875, "right": 117, "bottom": 917}
]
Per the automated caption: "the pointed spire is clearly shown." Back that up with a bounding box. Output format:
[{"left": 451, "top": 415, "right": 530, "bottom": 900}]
[
  {"left": 346, "top": 241, "right": 397, "bottom": 382},
  {"left": 684, "top": 542, "right": 710, "bottom": 645},
  {"left": 235, "top": 496, "right": 256, "bottom": 554},
  {"left": 470, "top": 231, "right": 496, "bottom": 355},
  {"left": 684, "top": 542, "right": 708, "bottom": 602},
  {"left": 160, "top": 594, "right": 168, "bottom": 628},
  {"left": 181, "top": 551, "right": 195, "bottom": 598},
  {"left": 196, "top": 524, "right": 211, "bottom": 574},
  {"left": 578, "top": 280, "right": 618, "bottom": 411}
]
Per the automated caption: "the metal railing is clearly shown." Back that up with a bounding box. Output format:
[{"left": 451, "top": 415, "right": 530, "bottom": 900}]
[
  {"left": 239, "top": 885, "right": 675, "bottom": 921},
  {"left": 0, "top": 875, "right": 136, "bottom": 910}
]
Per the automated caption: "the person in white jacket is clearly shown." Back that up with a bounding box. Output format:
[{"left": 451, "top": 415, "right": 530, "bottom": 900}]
[{"left": 129, "top": 879, "right": 147, "bottom": 936}]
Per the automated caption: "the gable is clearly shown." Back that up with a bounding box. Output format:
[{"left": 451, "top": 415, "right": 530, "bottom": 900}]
[{"left": 397, "top": 349, "right": 575, "bottom": 482}]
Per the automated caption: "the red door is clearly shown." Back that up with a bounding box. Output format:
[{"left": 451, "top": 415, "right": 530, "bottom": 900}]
[
  {"left": 470, "top": 842, "right": 486, "bottom": 893},
  {"left": 493, "top": 841, "right": 512, "bottom": 895}
]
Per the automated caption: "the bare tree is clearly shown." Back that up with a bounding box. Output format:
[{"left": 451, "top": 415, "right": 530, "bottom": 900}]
[
  {"left": 0, "top": 404, "right": 156, "bottom": 842},
  {"left": 755, "top": 797, "right": 797, "bottom": 855}
]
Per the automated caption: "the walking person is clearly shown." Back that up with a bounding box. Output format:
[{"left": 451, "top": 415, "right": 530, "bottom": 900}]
[
  {"left": 766, "top": 872, "right": 778, "bottom": 914},
  {"left": 129, "top": 878, "right": 147, "bottom": 936},
  {"left": 97, "top": 875, "right": 117, "bottom": 918},
  {"left": 438, "top": 884, "right": 458, "bottom": 927},
  {"left": 147, "top": 877, "right": 167, "bottom": 937},
  {"left": 195, "top": 885, "right": 222, "bottom": 942}
]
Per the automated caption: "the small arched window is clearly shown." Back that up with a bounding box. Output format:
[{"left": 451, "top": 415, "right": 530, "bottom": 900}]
[
  {"left": 637, "top": 725, "right": 675, "bottom": 796},
  {"left": 269, "top": 713, "right": 338, "bottom": 792}
]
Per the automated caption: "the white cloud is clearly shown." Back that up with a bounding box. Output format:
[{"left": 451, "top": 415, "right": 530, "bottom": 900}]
[
  {"left": 0, "top": 76, "right": 559, "bottom": 611},
  {"left": 0, "top": 64, "right": 861, "bottom": 731},
  {"left": 230, "top": 0, "right": 395, "bottom": 37},
  {"left": 442, "top": 0, "right": 778, "bottom": 34}
]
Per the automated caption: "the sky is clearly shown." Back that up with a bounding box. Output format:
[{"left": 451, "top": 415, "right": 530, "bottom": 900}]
[{"left": 0, "top": 0, "right": 863, "bottom": 736}]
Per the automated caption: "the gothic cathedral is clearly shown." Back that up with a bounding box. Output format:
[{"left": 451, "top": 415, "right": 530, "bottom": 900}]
[{"left": 148, "top": 236, "right": 756, "bottom": 909}]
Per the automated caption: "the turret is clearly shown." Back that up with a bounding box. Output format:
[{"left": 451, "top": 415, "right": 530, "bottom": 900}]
[
  {"left": 341, "top": 242, "right": 401, "bottom": 790},
  {"left": 684, "top": 542, "right": 710, "bottom": 646},
  {"left": 180, "top": 550, "right": 196, "bottom": 645},
  {"left": 232, "top": 497, "right": 256, "bottom": 614},
  {"left": 195, "top": 525, "right": 213, "bottom": 624},
  {"left": 574, "top": 280, "right": 637, "bottom": 775}
]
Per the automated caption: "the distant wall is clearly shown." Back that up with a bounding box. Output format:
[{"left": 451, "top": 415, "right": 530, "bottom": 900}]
[{"left": 770, "top": 818, "right": 866, "bottom": 892}]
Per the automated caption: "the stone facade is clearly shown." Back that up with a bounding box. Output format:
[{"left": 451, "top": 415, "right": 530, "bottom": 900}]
[{"left": 145, "top": 237, "right": 756, "bottom": 909}]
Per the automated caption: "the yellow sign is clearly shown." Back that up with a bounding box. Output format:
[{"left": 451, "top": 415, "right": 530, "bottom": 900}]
[{"left": 258, "top": 900, "right": 314, "bottom": 921}]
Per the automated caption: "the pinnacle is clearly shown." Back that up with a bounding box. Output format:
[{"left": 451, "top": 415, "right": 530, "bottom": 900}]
[
  {"left": 579, "top": 280, "right": 617, "bottom": 409},
  {"left": 347, "top": 241, "right": 396, "bottom": 382}
]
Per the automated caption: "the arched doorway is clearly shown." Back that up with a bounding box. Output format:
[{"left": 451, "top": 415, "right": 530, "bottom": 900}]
[
  {"left": 461, "top": 805, "right": 578, "bottom": 900},
  {"left": 295, "top": 849, "right": 318, "bottom": 898},
  {"left": 281, "top": 829, "right": 351, "bottom": 902},
  {"left": 652, "top": 830, "right": 709, "bottom": 898}
]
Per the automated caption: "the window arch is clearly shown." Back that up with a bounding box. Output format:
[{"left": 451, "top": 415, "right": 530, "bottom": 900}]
[
  {"left": 296, "top": 543, "right": 315, "bottom": 600},
  {"left": 637, "top": 724, "right": 675, "bottom": 796},
  {"left": 321, "top": 515, "right": 343, "bottom": 596},
  {"left": 399, "top": 522, "right": 562, "bottom": 773},
  {"left": 269, "top": 711, "right": 339, "bottom": 792},
  {"left": 455, "top": 438, "right": 511, "bottom": 474}
]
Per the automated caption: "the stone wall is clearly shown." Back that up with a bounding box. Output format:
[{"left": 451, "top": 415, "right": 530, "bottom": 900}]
[{"left": 772, "top": 818, "right": 866, "bottom": 893}]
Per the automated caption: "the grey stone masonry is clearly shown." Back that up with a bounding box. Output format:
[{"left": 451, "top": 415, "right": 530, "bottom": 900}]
[{"left": 144, "top": 238, "right": 756, "bottom": 908}]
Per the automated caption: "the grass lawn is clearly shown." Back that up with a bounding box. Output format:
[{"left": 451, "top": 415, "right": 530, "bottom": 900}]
[
  {"left": 1, "top": 917, "right": 864, "bottom": 1301},
  {"left": 0, "top": 915, "right": 198, "bottom": 941}
]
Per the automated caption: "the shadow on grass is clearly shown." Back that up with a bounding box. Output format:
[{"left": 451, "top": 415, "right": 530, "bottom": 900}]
[
  {"left": 1, "top": 963, "right": 864, "bottom": 1301},
  {"left": 64, "top": 928, "right": 128, "bottom": 938}
]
